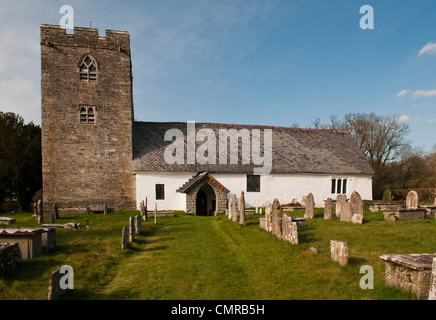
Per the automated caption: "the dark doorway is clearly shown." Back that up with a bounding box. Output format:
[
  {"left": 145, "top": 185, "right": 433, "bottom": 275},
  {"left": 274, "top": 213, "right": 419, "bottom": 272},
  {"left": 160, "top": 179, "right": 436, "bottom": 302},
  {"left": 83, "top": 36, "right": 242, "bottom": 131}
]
[{"left": 196, "top": 189, "right": 208, "bottom": 216}]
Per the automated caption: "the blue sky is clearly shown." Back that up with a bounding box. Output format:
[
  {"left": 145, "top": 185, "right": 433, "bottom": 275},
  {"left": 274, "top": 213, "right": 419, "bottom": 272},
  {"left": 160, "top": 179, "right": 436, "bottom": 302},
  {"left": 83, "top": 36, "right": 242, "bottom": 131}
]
[{"left": 1, "top": 0, "right": 436, "bottom": 151}]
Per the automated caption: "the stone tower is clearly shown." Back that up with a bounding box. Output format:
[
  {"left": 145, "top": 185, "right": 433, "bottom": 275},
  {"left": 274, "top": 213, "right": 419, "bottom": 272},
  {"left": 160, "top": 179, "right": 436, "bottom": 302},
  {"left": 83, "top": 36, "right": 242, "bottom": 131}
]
[{"left": 40, "top": 24, "right": 136, "bottom": 213}]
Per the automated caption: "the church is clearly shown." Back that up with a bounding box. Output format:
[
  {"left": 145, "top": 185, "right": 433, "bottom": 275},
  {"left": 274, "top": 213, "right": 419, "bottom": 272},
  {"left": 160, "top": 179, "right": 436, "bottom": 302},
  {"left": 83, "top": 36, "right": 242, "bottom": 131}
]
[{"left": 40, "top": 24, "right": 374, "bottom": 215}]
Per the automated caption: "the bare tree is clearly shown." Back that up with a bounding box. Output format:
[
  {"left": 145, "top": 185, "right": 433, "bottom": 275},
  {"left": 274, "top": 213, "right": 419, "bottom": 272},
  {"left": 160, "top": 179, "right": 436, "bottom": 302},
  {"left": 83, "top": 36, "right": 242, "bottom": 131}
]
[{"left": 342, "top": 112, "right": 409, "bottom": 188}]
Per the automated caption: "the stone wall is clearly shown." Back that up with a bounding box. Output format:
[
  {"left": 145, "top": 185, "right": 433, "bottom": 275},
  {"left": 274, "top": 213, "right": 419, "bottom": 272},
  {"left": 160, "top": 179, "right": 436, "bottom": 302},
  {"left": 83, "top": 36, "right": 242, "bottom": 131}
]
[
  {"left": 0, "top": 242, "right": 22, "bottom": 276},
  {"left": 40, "top": 25, "right": 136, "bottom": 214}
]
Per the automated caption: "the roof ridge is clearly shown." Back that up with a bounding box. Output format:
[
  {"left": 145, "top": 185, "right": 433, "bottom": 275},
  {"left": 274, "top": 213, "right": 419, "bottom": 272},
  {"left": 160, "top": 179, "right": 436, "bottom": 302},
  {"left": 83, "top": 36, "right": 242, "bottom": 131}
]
[{"left": 133, "top": 121, "right": 348, "bottom": 133}]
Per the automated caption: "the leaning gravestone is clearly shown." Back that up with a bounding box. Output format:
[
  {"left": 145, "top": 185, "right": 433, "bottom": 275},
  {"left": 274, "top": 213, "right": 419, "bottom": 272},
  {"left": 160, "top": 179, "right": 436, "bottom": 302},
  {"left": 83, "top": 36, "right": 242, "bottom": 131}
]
[
  {"left": 304, "top": 193, "right": 315, "bottom": 219},
  {"left": 271, "top": 198, "right": 282, "bottom": 239},
  {"left": 324, "top": 198, "right": 333, "bottom": 220},
  {"left": 406, "top": 190, "right": 419, "bottom": 209},
  {"left": 239, "top": 191, "right": 246, "bottom": 225}
]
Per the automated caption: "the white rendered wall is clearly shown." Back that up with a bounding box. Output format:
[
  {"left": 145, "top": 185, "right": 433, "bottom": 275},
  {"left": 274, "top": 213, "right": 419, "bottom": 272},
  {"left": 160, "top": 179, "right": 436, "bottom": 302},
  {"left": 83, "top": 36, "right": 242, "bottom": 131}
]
[{"left": 134, "top": 171, "right": 373, "bottom": 210}]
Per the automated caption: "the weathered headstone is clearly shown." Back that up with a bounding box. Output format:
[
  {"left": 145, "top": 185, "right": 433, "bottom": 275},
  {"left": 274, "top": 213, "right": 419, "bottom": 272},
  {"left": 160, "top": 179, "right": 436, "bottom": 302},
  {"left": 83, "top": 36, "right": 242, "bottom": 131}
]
[
  {"left": 406, "top": 190, "right": 419, "bottom": 209},
  {"left": 121, "top": 225, "right": 128, "bottom": 249},
  {"left": 129, "top": 216, "right": 135, "bottom": 242},
  {"left": 429, "top": 257, "right": 436, "bottom": 300},
  {"left": 330, "top": 240, "right": 348, "bottom": 266},
  {"left": 232, "top": 194, "right": 238, "bottom": 223},
  {"left": 135, "top": 215, "right": 141, "bottom": 234},
  {"left": 239, "top": 191, "right": 246, "bottom": 225},
  {"left": 38, "top": 199, "right": 43, "bottom": 224},
  {"left": 53, "top": 204, "right": 59, "bottom": 219},
  {"left": 350, "top": 191, "right": 363, "bottom": 216},
  {"left": 324, "top": 198, "right": 333, "bottom": 220},
  {"left": 48, "top": 266, "right": 71, "bottom": 300},
  {"left": 304, "top": 193, "right": 314, "bottom": 219},
  {"left": 104, "top": 203, "right": 108, "bottom": 215},
  {"left": 140, "top": 200, "right": 147, "bottom": 221},
  {"left": 271, "top": 198, "right": 282, "bottom": 239},
  {"left": 351, "top": 214, "right": 364, "bottom": 224},
  {"left": 335, "top": 194, "right": 346, "bottom": 219},
  {"left": 350, "top": 191, "right": 364, "bottom": 224},
  {"left": 265, "top": 201, "right": 272, "bottom": 232},
  {"left": 85, "top": 218, "right": 90, "bottom": 230},
  {"left": 282, "top": 214, "right": 298, "bottom": 245}
]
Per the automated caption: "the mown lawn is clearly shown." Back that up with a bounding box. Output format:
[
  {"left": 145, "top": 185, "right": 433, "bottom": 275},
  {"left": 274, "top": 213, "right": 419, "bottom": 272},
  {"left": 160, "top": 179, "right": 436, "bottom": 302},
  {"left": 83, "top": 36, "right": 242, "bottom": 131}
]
[{"left": 0, "top": 208, "right": 435, "bottom": 300}]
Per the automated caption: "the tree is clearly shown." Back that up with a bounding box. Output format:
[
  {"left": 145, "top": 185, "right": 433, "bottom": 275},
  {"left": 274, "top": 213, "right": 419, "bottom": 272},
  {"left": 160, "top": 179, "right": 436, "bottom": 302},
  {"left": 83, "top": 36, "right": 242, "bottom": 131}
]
[
  {"left": 0, "top": 112, "right": 41, "bottom": 211},
  {"left": 342, "top": 113, "right": 409, "bottom": 188},
  {"left": 309, "top": 112, "right": 410, "bottom": 189}
]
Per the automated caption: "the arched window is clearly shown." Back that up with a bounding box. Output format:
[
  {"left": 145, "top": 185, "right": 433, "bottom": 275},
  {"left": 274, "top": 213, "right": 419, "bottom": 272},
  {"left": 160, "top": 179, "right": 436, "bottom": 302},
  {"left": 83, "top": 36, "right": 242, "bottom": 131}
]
[
  {"left": 78, "top": 55, "right": 98, "bottom": 83},
  {"left": 80, "top": 106, "right": 96, "bottom": 124}
]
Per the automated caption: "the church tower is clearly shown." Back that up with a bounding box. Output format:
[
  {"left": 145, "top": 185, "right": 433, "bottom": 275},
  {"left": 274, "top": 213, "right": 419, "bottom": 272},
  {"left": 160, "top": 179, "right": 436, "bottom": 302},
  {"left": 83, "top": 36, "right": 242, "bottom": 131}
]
[{"left": 40, "top": 25, "right": 136, "bottom": 213}]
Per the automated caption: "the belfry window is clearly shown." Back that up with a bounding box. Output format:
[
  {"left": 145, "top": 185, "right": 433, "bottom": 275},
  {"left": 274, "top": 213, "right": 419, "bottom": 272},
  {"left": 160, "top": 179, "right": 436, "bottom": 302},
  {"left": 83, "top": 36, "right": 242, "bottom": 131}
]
[
  {"left": 80, "top": 106, "right": 95, "bottom": 124},
  {"left": 79, "top": 55, "right": 98, "bottom": 83}
]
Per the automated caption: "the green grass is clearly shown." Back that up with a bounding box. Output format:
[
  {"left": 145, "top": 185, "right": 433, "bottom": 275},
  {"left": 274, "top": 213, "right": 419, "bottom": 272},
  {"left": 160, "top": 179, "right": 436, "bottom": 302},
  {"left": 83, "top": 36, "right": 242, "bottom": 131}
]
[{"left": 1, "top": 208, "right": 435, "bottom": 300}]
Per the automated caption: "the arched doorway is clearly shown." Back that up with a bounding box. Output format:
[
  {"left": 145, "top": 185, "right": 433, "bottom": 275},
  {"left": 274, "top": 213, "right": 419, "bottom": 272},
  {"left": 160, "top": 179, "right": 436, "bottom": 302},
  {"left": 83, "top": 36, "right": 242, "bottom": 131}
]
[
  {"left": 196, "top": 190, "right": 207, "bottom": 216},
  {"left": 196, "top": 184, "right": 216, "bottom": 216}
]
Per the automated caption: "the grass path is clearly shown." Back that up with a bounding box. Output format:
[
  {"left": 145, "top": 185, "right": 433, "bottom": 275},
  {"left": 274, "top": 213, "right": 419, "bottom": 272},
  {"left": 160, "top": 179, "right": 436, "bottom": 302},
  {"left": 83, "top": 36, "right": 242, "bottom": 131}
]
[{"left": 92, "top": 212, "right": 417, "bottom": 300}]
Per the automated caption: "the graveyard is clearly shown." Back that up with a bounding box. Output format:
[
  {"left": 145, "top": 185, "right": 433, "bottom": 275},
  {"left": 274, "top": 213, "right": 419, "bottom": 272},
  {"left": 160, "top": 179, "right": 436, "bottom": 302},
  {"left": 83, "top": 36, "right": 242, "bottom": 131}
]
[{"left": 1, "top": 193, "right": 436, "bottom": 300}]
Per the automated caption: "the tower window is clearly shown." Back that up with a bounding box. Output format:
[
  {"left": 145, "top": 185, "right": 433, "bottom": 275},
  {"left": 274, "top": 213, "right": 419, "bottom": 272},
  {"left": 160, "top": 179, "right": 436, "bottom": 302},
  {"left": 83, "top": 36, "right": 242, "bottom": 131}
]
[
  {"left": 78, "top": 54, "right": 98, "bottom": 83},
  {"left": 247, "top": 174, "right": 260, "bottom": 192},
  {"left": 80, "top": 106, "right": 96, "bottom": 124}
]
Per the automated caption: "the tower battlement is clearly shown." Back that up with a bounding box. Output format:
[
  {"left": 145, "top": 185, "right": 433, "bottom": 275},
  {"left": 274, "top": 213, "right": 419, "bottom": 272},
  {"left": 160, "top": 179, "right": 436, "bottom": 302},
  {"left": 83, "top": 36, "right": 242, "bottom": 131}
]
[{"left": 40, "top": 24, "right": 130, "bottom": 52}]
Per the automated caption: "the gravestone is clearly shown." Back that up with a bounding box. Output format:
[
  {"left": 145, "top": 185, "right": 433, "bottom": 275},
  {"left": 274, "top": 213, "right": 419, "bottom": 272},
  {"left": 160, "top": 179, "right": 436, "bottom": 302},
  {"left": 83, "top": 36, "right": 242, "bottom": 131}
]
[
  {"left": 265, "top": 201, "right": 272, "bottom": 232},
  {"left": 0, "top": 242, "right": 22, "bottom": 276},
  {"left": 335, "top": 195, "right": 346, "bottom": 219},
  {"left": 271, "top": 198, "right": 282, "bottom": 239},
  {"left": 330, "top": 240, "right": 348, "bottom": 266},
  {"left": 104, "top": 203, "right": 108, "bottom": 215},
  {"left": 121, "top": 225, "right": 128, "bottom": 249},
  {"left": 129, "top": 216, "right": 135, "bottom": 242},
  {"left": 85, "top": 218, "right": 90, "bottom": 230},
  {"left": 429, "top": 258, "right": 436, "bottom": 300},
  {"left": 48, "top": 267, "right": 70, "bottom": 300},
  {"left": 324, "top": 198, "right": 333, "bottom": 220},
  {"left": 232, "top": 195, "right": 238, "bottom": 223},
  {"left": 53, "top": 204, "right": 59, "bottom": 219},
  {"left": 228, "top": 197, "right": 233, "bottom": 220},
  {"left": 304, "top": 193, "right": 314, "bottom": 219},
  {"left": 140, "top": 200, "right": 147, "bottom": 221},
  {"left": 282, "top": 214, "right": 298, "bottom": 245},
  {"left": 154, "top": 203, "right": 157, "bottom": 224},
  {"left": 406, "top": 190, "right": 419, "bottom": 209},
  {"left": 38, "top": 199, "right": 44, "bottom": 224},
  {"left": 350, "top": 191, "right": 364, "bottom": 224},
  {"left": 135, "top": 215, "right": 141, "bottom": 234},
  {"left": 239, "top": 191, "right": 246, "bottom": 225}
]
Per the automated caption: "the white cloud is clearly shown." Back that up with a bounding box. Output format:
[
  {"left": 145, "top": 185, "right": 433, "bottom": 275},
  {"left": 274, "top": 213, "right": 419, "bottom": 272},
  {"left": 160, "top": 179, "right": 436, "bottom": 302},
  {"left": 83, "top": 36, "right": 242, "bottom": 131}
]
[
  {"left": 418, "top": 41, "right": 436, "bottom": 56},
  {"left": 397, "top": 115, "right": 410, "bottom": 122},
  {"left": 412, "top": 90, "right": 436, "bottom": 98},
  {"left": 396, "top": 89, "right": 410, "bottom": 97}
]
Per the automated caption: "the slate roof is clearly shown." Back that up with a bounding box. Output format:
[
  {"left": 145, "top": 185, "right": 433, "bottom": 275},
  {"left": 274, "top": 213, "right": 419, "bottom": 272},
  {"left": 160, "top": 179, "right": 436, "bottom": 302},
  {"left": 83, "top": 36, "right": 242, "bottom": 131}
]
[
  {"left": 132, "top": 121, "right": 374, "bottom": 175},
  {"left": 177, "top": 172, "right": 231, "bottom": 193}
]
